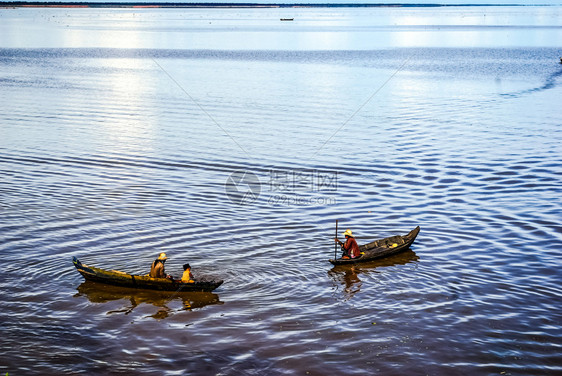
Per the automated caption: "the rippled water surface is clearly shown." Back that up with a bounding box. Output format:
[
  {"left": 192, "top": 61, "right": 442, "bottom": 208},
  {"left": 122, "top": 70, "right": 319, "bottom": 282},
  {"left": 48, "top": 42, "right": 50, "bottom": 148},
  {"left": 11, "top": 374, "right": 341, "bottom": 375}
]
[{"left": 1, "top": 6, "right": 561, "bottom": 375}]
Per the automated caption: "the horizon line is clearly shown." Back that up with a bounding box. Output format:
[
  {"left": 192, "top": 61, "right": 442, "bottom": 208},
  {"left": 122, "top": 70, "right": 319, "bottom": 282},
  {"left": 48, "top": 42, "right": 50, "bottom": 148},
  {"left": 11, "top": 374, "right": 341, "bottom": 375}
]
[{"left": 1, "top": 2, "right": 553, "bottom": 9}]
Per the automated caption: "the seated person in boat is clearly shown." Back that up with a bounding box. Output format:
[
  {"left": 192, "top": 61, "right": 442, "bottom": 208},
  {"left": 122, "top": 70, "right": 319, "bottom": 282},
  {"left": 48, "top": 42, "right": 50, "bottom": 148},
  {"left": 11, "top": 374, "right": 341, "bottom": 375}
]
[
  {"left": 335, "top": 229, "right": 361, "bottom": 259},
  {"left": 181, "top": 263, "right": 195, "bottom": 283},
  {"left": 150, "top": 252, "right": 171, "bottom": 279}
]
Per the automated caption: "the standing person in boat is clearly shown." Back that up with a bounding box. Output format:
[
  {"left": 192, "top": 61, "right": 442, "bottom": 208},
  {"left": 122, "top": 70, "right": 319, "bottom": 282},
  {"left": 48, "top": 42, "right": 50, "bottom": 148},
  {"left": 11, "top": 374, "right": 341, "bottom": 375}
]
[
  {"left": 150, "top": 252, "right": 171, "bottom": 279},
  {"left": 181, "top": 263, "right": 195, "bottom": 283},
  {"left": 335, "top": 229, "right": 361, "bottom": 259}
]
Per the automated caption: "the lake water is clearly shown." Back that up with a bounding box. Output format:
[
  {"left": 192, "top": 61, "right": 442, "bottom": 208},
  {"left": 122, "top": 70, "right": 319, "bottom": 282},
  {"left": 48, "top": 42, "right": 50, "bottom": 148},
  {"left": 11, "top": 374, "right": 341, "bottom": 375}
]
[{"left": 1, "top": 5, "right": 561, "bottom": 375}]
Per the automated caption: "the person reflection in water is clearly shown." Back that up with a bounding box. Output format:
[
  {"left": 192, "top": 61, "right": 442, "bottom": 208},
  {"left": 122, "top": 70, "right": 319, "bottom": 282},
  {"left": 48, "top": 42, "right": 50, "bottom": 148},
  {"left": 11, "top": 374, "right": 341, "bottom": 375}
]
[
  {"left": 335, "top": 229, "right": 361, "bottom": 259},
  {"left": 150, "top": 252, "right": 171, "bottom": 279},
  {"left": 327, "top": 265, "right": 362, "bottom": 301},
  {"left": 343, "top": 265, "right": 361, "bottom": 299},
  {"left": 181, "top": 263, "right": 195, "bottom": 283}
]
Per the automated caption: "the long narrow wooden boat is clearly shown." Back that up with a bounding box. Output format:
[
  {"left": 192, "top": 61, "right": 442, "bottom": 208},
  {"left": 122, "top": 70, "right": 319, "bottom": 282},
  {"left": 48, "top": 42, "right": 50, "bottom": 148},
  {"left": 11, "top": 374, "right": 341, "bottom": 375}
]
[
  {"left": 329, "top": 226, "right": 420, "bottom": 265},
  {"left": 73, "top": 257, "right": 223, "bottom": 292}
]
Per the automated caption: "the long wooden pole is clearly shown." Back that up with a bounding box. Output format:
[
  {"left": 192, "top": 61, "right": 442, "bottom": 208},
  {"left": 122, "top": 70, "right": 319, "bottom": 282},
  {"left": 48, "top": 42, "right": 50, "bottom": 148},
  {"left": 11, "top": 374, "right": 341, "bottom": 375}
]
[{"left": 334, "top": 219, "right": 338, "bottom": 260}]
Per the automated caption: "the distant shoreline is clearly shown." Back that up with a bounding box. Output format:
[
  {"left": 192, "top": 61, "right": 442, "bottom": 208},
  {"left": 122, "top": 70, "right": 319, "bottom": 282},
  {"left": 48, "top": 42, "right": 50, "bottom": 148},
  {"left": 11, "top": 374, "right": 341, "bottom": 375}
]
[{"left": 0, "top": 2, "right": 533, "bottom": 9}]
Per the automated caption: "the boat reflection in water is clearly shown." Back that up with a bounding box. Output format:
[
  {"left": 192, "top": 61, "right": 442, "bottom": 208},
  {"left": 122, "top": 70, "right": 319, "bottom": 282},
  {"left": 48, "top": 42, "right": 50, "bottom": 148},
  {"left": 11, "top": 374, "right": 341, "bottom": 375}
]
[
  {"left": 328, "top": 249, "right": 419, "bottom": 300},
  {"left": 75, "top": 281, "right": 223, "bottom": 319}
]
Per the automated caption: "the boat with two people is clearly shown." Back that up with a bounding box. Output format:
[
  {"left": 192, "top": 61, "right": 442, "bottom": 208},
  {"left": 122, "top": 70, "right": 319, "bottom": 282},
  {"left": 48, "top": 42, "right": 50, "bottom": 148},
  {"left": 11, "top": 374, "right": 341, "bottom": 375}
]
[{"left": 72, "top": 257, "right": 223, "bottom": 292}]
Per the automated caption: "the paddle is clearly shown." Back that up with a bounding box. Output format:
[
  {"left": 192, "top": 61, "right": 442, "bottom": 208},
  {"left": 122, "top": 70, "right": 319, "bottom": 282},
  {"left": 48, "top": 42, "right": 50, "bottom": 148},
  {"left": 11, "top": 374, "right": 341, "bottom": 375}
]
[{"left": 334, "top": 219, "right": 338, "bottom": 260}]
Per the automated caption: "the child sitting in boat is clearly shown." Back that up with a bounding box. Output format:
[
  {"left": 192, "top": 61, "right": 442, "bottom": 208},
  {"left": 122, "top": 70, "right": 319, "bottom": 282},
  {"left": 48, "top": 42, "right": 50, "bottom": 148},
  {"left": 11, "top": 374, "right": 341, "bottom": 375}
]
[
  {"left": 335, "top": 229, "right": 361, "bottom": 259},
  {"left": 181, "top": 263, "right": 195, "bottom": 283}
]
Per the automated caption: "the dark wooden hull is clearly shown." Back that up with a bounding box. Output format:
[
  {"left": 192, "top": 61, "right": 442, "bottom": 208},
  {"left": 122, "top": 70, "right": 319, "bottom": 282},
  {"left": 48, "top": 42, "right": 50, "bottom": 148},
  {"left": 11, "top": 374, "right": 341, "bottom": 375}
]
[
  {"left": 329, "top": 226, "right": 420, "bottom": 265},
  {"left": 73, "top": 257, "right": 223, "bottom": 292}
]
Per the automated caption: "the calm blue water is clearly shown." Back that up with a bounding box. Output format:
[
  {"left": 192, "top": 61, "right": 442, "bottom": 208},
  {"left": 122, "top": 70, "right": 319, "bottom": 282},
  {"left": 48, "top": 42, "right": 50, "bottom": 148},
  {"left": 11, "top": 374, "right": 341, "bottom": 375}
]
[{"left": 1, "top": 6, "right": 561, "bottom": 375}]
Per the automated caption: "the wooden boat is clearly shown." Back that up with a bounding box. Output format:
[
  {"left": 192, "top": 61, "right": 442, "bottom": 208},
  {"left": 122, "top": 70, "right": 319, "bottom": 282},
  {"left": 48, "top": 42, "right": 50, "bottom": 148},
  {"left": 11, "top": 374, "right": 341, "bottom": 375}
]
[
  {"left": 73, "top": 257, "right": 223, "bottom": 292},
  {"left": 329, "top": 226, "right": 420, "bottom": 265}
]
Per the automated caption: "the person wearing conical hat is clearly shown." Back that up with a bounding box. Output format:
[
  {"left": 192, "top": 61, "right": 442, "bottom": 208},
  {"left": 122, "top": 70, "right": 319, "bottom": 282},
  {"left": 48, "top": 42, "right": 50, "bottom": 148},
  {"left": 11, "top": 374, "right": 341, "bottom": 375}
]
[
  {"left": 150, "top": 252, "right": 171, "bottom": 279},
  {"left": 335, "top": 229, "right": 361, "bottom": 259}
]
